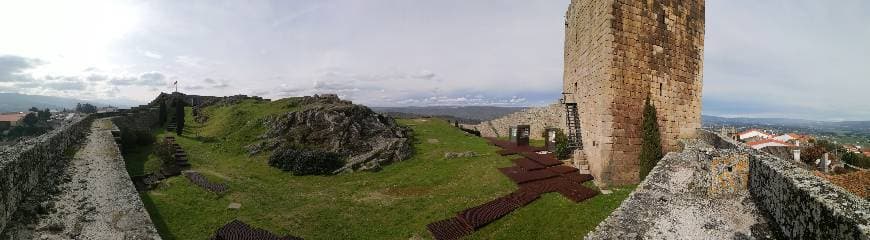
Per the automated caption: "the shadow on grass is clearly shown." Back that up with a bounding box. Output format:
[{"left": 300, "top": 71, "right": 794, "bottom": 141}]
[
  {"left": 140, "top": 193, "right": 177, "bottom": 240},
  {"left": 123, "top": 144, "right": 156, "bottom": 176}
]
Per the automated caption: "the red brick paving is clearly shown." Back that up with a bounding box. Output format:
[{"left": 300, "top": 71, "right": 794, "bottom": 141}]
[
  {"left": 547, "top": 165, "right": 579, "bottom": 174},
  {"left": 519, "top": 152, "right": 562, "bottom": 167},
  {"left": 511, "top": 158, "right": 545, "bottom": 170},
  {"left": 562, "top": 172, "right": 594, "bottom": 184},
  {"left": 498, "top": 167, "right": 560, "bottom": 184},
  {"left": 427, "top": 138, "right": 598, "bottom": 240}
]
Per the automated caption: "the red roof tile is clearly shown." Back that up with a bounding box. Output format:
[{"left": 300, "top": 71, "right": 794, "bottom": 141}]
[
  {"left": 0, "top": 112, "right": 25, "bottom": 122},
  {"left": 747, "top": 139, "right": 794, "bottom": 147}
]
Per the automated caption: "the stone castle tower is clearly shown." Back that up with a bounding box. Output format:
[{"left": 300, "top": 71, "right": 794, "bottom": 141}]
[{"left": 563, "top": 0, "right": 704, "bottom": 186}]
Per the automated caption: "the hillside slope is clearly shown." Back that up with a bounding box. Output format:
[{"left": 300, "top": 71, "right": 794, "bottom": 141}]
[{"left": 129, "top": 98, "right": 634, "bottom": 239}]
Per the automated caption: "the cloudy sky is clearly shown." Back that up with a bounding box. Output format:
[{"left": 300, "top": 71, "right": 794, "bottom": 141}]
[{"left": 0, "top": 0, "right": 867, "bottom": 120}]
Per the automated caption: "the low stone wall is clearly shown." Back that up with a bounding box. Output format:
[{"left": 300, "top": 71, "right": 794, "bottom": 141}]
[
  {"left": 585, "top": 141, "right": 776, "bottom": 239},
  {"left": 0, "top": 115, "right": 95, "bottom": 232},
  {"left": 749, "top": 149, "right": 870, "bottom": 239},
  {"left": 702, "top": 129, "right": 869, "bottom": 239},
  {"left": 588, "top": 130, "right": 870, "bottom": 239},
  {"left": 464, "top": 103, "right": 565, "bottom": 140},
  {"left": 110, "top": 109, "right": 160, "bottom": 144},
  {"left": 0, "top": 109, "right": 159, "bottom": 233}
]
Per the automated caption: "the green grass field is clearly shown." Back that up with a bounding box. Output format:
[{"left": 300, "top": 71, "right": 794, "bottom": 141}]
[{"left": 124, "top": 100, "right": 634, "bottom": 239}]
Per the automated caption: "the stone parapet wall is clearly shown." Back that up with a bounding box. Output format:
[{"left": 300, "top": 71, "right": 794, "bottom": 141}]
[
  {"left": 463, "top": 103, "right": 565, "bottom": 140},
  {"left": 590, "top": 129, "right": 870, "bottom": 239},
  {"left": 586, "top": 140, "right": 774, "bottom": 239},
  {"left": 748, "top": 147, "right": 870, "bottom": 239},
  {"left": 0, "top": 109, "right": 160, "bottom": 233},
  {"left": 0, "top": 115, "right": 95, "bottom": 232},
  {"left": 110, "top": 110, "right": 160, "bottom": 137},
  {"left": 588, "top": 131, "right": 870, "bottom": 239},
  {"left": 701, "top": 129, "right": 869, "bottom": 238}
]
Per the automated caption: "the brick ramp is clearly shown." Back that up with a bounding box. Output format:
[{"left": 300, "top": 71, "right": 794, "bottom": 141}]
[
  {"left": 512, "top": 158, "right": 545, "bottom": 170},
  {"left": 457, "top": 196, "right": 521, "bottom": 229},
  {"left": 427, "top": 218, "right": 473, "bottom": 240},
  {"left": 211, "top": 220, "right": 302, "bottom": 240},
  {"left": 498, "top": 166, "right": 559, "bottom": 184},
  {"left": 184, "top": 171, "right": 229, "bottom": 194},
  {"left": 427, "top": 139, "right": 597, "bottom": 240}
]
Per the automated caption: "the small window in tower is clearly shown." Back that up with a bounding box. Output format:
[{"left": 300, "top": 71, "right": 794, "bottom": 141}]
[
  {"left": 574, "top": 82, "right": 578, "bottom": 90},
  {"left": 659, "top": 83, "right": 663, "bottom": 96}
]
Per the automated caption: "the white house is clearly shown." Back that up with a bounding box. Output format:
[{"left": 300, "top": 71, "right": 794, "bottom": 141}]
[
  {"left": 739, "top": 129, "right": 772, "bottom": 141},
  {"left": 774, "top": 133, "right": 803, "bottom": 146},
  {"left": 747, "top": 139, "right": 794, "bottom": 150}
]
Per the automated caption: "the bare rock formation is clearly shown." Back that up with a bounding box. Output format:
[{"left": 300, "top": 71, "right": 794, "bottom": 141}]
[{"left": 249, "top": 94, "right": 412, "bottom": 173}]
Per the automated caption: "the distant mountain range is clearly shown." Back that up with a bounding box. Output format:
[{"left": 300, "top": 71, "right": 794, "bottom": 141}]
[
  {"left": 0, "top": 93, "right": 139, "bottom": 112},
  {"left": 372, "top": 106, "right": 527, "bottom": 123},
  {"left": 702, "top": 115, "right": 870, "bottom": 132}
]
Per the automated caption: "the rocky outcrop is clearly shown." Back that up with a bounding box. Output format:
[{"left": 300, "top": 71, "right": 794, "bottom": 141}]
[{"left": 249, "top": 94, "right": 412, "bottom": 173}]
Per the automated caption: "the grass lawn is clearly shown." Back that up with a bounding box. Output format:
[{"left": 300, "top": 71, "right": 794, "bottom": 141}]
[{"left": 124, "top": 100, "right": 635, "bottom": 239}]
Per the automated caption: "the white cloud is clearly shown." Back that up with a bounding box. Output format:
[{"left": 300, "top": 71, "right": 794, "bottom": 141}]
[{"left": 142, "top": 50, "right": 163, "bottom": 59}]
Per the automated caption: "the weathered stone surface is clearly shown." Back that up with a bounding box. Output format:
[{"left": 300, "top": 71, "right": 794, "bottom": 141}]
[
  {"left": 588, "top": 130, "right": 870, "bottom": 239},
  {"left": 564, "top": 0, "right": 705, "bottom": 186},
  {"left": 249, "top": 94, "right": 413, "bottom": 174},
  {"left": 1, "top": 117, "right": 161, "bottom": 239},
  {"left": 463, "top": 104, "right": 565, "bottom": 141},
  {"left": 0, "top": 114, "right": 94, "bottom": 233},
  {"left": 586, "top": 139, "right": 776, "bottom": 240}
]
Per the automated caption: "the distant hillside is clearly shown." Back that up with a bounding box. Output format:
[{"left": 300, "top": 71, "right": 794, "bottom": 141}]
[
  {"left": 371, "top": 106, "right": 527, "bottom": 123},
  {"left": 702, "top": 115, "right": 870, "bottom": 139},
  {"left": 703, "top": 115, "right": 870, "bottom": 130},
  {"left": 0, "top": 92, "right": 126, "bottom": 112}
]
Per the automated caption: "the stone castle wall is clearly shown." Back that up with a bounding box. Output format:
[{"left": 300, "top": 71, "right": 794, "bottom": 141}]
[
  {"left": 0, "top": 110, "right": 159, "bottom": 233},
  {"left": 564, "top": 0, "right": 704, "bottom": 186},
  {"left": 587, "top": 130, "right": 870, "bottom": 239},
  {"left": 702, "top": 130, "right": 870, "bottom": 239},
  {"left": 0, "top": 115, "right": 95, "bottom": 231},
  {"left": 463, "top": 103, "right": 565, "bottom": 140}
]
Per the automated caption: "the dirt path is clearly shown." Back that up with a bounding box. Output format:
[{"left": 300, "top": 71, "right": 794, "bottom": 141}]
[{"left": 3, "top": 118, "right": 161, "bottom": 239}]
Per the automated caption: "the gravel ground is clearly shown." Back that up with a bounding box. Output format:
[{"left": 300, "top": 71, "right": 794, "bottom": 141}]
[{"left": 3, "top": 118, "right": 161, "bottom": 240}]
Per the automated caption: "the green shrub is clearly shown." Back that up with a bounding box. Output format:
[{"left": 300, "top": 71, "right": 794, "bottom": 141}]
[
  {"left": 135, "top": 130, "right": 156, "bottom": 145},
  {"left": 841, "top": 152, "right": 870, "bottom": 169},
  {"left": 154, "top": 139, "right": 176, "bottom": 166},
  {"left": 639, "top": 98, "right": 663, "bottom": 181},
  {"left": 269, "top": 148, "right": 344, "bottom": 175},
  {"left": 554, "top": 129, "right": 571, "bottom": 160}
]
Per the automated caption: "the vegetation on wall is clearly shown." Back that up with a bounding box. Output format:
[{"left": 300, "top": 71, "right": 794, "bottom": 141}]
[
  {"left": 159, "top": 100, "right": 167, "bottom": 125},
  {"left": 554, "top": 129, "right": 572, "bottom": 160},
  {"left": 806, "top": 139, "right": 870, "bottom": 169},
  {"left": 76, "top": 102, "right": 97, "bottom": 113},
  {"left": 639, "top": 98, "right": 663, "bottom": 181},
  {"left": 175, "top": 100, "right": 185, "bottom": 135}
]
